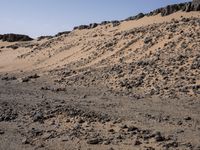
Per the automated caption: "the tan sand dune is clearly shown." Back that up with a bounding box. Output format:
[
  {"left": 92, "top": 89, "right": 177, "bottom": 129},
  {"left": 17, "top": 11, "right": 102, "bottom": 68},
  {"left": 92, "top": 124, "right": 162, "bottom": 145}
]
[
  {"left": 0, "top": 12, "right": 199, "bottom": 74},
  {"left": 0, "top": 10, "right": 200, "bottom": 150}
]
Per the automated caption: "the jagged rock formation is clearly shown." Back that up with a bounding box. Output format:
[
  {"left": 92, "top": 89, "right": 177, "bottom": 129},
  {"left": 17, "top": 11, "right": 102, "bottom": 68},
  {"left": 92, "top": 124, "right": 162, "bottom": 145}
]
[
  {"left": 192, "top": 0, "right": 200, "bottom": 10},
  {"left": 0, "top": 34, "right": 33, "bottom": 42},
  {"left": 125, "top": 13, "right": 145, "bottom": 21},
  {"left": 73, "top": 0, "right": 200, "bottom": 30},
  {"left": 54, "top": 31, "right": 71, "bottom": 37},
  {"left": 37, "top": 36, "right": 53, "bottom": 41},
  {"left": 127, "top": 0, "right": 200, "bottom": 20},
  {"left": 37, "top": 31, "right": 71, "bottom": 41},
  {"left": 147, "top": 0, "right": 200, "bottom": 17},
  {"left": 73, "top": 21, "right": 121, "bottom": 30}
]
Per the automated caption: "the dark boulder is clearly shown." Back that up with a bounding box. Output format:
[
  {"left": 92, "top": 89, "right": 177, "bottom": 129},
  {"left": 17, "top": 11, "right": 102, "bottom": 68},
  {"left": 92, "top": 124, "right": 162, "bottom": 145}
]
[
  {"left": 87, "top": 138, "right": 102, "bottom": 145},
  {"left": 37, "top": 36, "right": 53, "bottom": 41},
  {"left": 55, "top": 31, "right": 70, "bottom": 37},
  {"left": 144, "top": 37, "right": 152, "bottom": 44},
  {"left": 89, "top": 23, "right": 98, "bottom": 29},
  {"left": 135, "top": 13, "right": 145, "bottom": 19},
  {"left": 147, "top": 9, "right": 162, "bottom": 16},
  {"left": 73, "top": 26, "right": 79, "bottom": 30},
  {"left": 191, "top": 56, "right": 200, "bottom": 69},
  {"left": 125, "top": 13, "right": 145, "bottom": 21},
  {"left": 192, "top": 0, "right": 200, "bottom": 11},
  {"left": 147, "top": 1, "right": 199, "bottom": 17},
  {"left": 100, "top": 21, "right": 111, "bottom": 25},
  {"left": 79, "top": 25, "right": 89, "bottom": 29},
  {"left": 73, "top": 23, "right": 99, "bottom": 30},
  {"left": 161, "top": 3, "right": 186, "bottom": 16},
  {"left": 111, "top": 20, "right": 120, "bottom": 27},
  {"left": 184, "top": 2, "right": 193, "bottom": 12},
  {"left": 73, "top": 25, "right": 89, "bottom": 30},
  {"left": 6, "top": 45, "right": 19, "bottom": 50},
  {"left": 0, "top": 34, "right": 33, "bottom": 42},
  {"left": 32, "top": 111, "right": 44, "bottom": 122}
]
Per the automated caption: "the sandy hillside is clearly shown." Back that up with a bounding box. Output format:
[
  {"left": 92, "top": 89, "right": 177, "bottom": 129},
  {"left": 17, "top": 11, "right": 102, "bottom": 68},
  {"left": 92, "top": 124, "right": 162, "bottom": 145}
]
[
  {"left": 0, "top": 7, "right": 200, "bottom": 150},
  {"left": 0, "top": 11, "right": 200, "bottom": 98},
  {"left": 0, "top": 12, "right": 199, "bottom": 72}
]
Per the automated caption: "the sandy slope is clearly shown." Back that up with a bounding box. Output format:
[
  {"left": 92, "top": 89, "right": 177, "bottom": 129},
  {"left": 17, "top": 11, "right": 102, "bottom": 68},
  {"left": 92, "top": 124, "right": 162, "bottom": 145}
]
[
  {"left": 0, "top": 11, "right": 200, "bottom": 150},
  {"left": 0, "top": 12, "right": 199, "bottom": 73},
  {"left": 1, "top": 11, "right": 199, "bottom": 97}
]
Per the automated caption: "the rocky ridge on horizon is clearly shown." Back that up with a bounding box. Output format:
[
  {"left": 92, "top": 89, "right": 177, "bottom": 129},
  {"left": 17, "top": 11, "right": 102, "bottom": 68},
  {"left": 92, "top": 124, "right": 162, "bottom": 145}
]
[
  {"left": 73, "top": 0, "right": 200, "bottom": 30},
  {"left": 0, "top": 34, "right": 33, "bottom": 42},
  {"left": 1, "top": 0, "right": 199, "bottom": 41},
  {"left": 38, "top": 0, "right": 200, "bottom": 37}
]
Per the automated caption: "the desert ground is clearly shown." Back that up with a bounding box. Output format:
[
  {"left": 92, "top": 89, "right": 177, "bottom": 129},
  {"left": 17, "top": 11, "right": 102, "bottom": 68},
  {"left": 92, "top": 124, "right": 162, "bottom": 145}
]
[{"left": 0, "top": 9, "right": 200, "bottom": 150}]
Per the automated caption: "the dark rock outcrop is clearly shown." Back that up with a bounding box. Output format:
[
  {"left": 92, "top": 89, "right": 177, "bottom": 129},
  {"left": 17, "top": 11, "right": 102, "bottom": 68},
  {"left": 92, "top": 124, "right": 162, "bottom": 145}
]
[
  {"left": 148, "top": 0, "right": 199, "bottom": 16},
  {"left": 147, "top": 4, "right": 181, "bottom": 16},
  {"left": 100, "top": 21, "right": 111, "bottom": 25},
  {"left": 55, "top": 31, "right": 70, "bottom": 37},
  {"left": 126, "top": 0, "right": 199, "bottom": 21},
  {"left": 191, "top": 0, "right": 200, "bottom": 11},
  {"left": 160, "top": 3, "right": 186, "bottom": 16},
  {"left": 73, "top": 0, "right": 199, "bottom": 31},
  {"left": 0, "top": 34, "right": 33, "bottom": 42},
  {"left": 37, "top": 31, "right": 70, "bottom": 40},
  {"left": 73, "top": 25, "right": 89, "bottom": 30},
  {"left": 125, "top": 13, "right": 145, "bottom": 21},
  {"left": 73, "top": 21, "right": 120, "bottom": 31},
  {"left": 111, "top": 20, "right": 120, "bottom": 27},
  {"left": 89, "top": 23, "right": 98, "bottom": 29},
  {"left": 37, "top": 36, "right": 53, "bottom": 41}
]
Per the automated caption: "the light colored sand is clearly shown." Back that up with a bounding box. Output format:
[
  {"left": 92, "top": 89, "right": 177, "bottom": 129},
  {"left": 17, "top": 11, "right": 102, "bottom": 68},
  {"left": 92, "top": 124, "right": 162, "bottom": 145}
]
[{"left": 0, "top": 11, "right": 199, "bottom": 73}]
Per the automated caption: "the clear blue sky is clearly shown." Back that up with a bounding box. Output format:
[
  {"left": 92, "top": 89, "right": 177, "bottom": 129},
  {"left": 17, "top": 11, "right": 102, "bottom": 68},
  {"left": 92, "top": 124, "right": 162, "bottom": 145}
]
[{"left": 0, "top": 0, "right": 190, "bottom": 37}]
